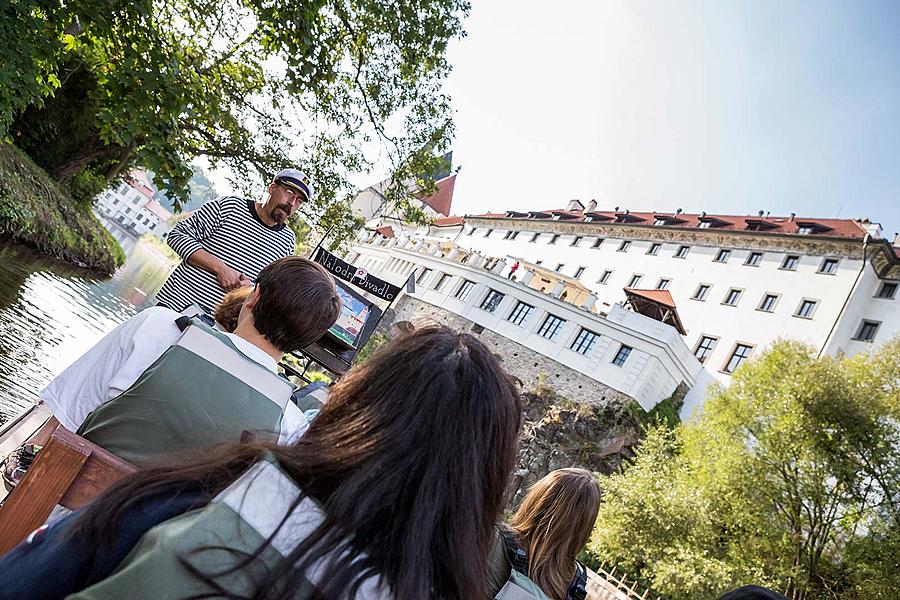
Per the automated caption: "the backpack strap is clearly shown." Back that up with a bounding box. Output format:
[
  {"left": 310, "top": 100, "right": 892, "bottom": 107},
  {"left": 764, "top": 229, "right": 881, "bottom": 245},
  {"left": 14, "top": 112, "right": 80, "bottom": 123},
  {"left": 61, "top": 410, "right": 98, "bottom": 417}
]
[
  {"left": 499, "top": 528, "right": 529, "bottom": 575},
  {"left": 566, "top": 562, "right": 588, "bottom": 600}
]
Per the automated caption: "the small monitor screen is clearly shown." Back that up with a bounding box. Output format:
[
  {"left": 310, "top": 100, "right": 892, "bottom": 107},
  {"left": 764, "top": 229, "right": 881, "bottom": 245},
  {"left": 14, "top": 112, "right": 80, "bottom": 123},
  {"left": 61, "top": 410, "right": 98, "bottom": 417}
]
[{"left": 328, "top": 283, "right": 372, "bottom": 348}]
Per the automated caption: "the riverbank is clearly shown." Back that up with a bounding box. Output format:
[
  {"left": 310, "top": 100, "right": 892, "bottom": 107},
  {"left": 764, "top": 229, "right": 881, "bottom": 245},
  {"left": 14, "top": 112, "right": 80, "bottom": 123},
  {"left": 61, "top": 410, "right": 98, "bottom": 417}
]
[{"left": 0, "top": 144, "right": 125, "bottom": 274}]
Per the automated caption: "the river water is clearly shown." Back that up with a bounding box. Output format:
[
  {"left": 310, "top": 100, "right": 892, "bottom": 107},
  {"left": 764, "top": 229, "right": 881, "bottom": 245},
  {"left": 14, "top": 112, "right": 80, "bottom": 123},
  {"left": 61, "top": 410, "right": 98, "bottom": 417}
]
[{"left": 0, "top": 240, "right": 172, "bottom": 425}]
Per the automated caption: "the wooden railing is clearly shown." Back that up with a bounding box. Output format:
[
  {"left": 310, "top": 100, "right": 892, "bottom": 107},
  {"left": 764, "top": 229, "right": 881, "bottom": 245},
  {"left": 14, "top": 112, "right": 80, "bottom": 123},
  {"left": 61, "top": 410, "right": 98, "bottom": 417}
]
[{"left": 586, "top": 564, "right": 663, "bottom": 600}]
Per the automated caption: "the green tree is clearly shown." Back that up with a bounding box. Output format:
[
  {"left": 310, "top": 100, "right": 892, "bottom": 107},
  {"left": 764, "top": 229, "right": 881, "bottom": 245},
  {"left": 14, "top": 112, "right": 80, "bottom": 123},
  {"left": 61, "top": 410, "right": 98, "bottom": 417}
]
[
  {"left": 589, "top": 338, "right": 900, "bottom": 600},
  {"left": 4, "top": 0, "right": 467, "bottom": 238}
]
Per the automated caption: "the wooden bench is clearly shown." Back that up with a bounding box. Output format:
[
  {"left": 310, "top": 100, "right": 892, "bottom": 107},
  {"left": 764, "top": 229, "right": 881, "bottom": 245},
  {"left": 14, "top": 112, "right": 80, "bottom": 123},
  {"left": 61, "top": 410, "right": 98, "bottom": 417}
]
[{"left": 0, "top": 427, "right": 137, "bottom": 555}]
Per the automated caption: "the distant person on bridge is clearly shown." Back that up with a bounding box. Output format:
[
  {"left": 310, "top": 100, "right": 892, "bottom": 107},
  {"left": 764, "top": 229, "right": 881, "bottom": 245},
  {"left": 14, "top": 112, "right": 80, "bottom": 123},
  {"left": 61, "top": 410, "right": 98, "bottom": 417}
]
[{"left": 155, "top": 168, "right": 312, "bottom": 312}]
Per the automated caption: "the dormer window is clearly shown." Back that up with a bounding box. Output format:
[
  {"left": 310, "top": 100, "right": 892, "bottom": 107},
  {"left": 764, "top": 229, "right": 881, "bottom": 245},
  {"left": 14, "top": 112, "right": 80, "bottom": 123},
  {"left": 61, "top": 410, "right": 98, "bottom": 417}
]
[
  {"left": 654, "top": 217, "right": 668, "bottom": 226},
  {"left": 795, "top": 222, "right": 830, "bottom": 235},
  {"left": 797, "top": 226, "right": 813, "bottom": 235},
  {"left": 745, "top": 220, "right": 778, "bottom": 232},
  {"left": 698, "top": 221, "right": 712, "bottom": 229}
]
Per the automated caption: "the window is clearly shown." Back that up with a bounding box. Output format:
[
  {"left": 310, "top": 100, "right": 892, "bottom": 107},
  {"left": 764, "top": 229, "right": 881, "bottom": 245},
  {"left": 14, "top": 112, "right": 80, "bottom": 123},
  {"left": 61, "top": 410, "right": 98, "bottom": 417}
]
[
  {"left": 592, "top": 238, "right": 603, "bottom": 249},
  {"left": 654, "top": 217, "right": 668, "bottom": 226},
  {"left": 647, "top": 242, "right": 661, "bottom": 255},
  {"left": 794, "top": 299, "right": 818, "bottom": 319},
  {"left": 758, "top": 293, "right": 778, "bottom": 312},
  {"left": 656, "top": 278, "right": 671, "bottom": 290},
  {"left": 698, "top": 220, "right": 712, "bottom": 229},
  {"left": 434, "top": 273, "right": 451, "bottom": 291},
  {"left": 575, "top": 266, "right": 586, "bottom": 278},
  {"left": 628, "top": 274, "right": 643, "bottom": 287},
  {"left": 112, "top": 198, "right": 119, "bottom": 205},
  {"left": 745, "top": 252, "right": 763, "bottom": 266},
  {"left": 674, "top": 245, "right": 690, "bottom": 259},
  {"left": 713, "top": 249, "right": 731, "bottom": 263},
  {"left": 618, "top": 240, "right": 631, "bottom": 252},
  {"left": 416, "top": 268, "right": 432, "bottom": 285},
  {"left": 723, "top": 288, "right": 742, "bottom": 306},
  {"left": 570, "top": 328, "right": 599, "bottom": 355},
  {"left": 455, "top": 280, "right": 476, "bottom": 301},
  {"left": 537, "top": 314, "right": 566, "bottom": 340},
  {"left": 797, "top": 226, "right": 813, "bottom": 235},
  {"left": 781, "top": 255, "right": 800, "bottom": 270},
  {"left": 504, "top": 230, "right": 518, "bottom": 240},
  {"left": 484, "top": 228, "right": 493, "bottom": 237},
  {"left": 722, "top": 344, "right": 753, "bottom": 374},
  {"left": 599, "top": 270, "right": 613, "bottom": 284},
  {"left": 548, "top": 234, "right": 559, "bottom": 245},
  {"left": 853, "top": 320, "right": 880, "bottom": 342},
  {"left": 875, "top": 281, "right": 898, "bottom": 299},
  {"left": 819, "top": 258, "right": 839, "bottom": 274},
  {"left": 467, "top": 227, "right": 476, "bottom": 236},
  {"left": 530, "top": 232, "right": 540, "bottom": 243},
  {"left": 571, "top": 236, "right": 583, "bottom": 247},
  {"left": 693, "top": 336, "right": 718, "bottom": 363},
  {"left": 555, "top": 263, "right": 565, "bottom": 272},
  {"left": 692, "top": 284, "right": 710, "bottom": 301},
  {"left": 612, "top": 344, "right": 632, "bottom": 367},
  {"left": 508, "top": 301, "right": 534, "bottom": 326},
  {"left": 479, "top": 289, "right": 505, "bottom": 313}
]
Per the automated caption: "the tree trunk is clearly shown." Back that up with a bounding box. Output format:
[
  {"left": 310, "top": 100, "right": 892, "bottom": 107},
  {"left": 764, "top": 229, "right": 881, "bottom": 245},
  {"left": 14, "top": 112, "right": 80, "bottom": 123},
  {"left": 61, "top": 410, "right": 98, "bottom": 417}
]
[{"left": 52, "top": 134, "right": 116, "bottom": 182}]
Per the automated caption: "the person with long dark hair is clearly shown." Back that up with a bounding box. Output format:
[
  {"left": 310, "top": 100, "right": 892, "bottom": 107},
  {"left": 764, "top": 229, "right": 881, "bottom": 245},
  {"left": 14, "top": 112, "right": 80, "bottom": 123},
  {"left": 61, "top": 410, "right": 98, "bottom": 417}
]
[
  {"left": 488, "top": 468, "right": 602, "bottom": 600},
  {"left": 0, "top": 326, "right": 523, "bottom": 600}
]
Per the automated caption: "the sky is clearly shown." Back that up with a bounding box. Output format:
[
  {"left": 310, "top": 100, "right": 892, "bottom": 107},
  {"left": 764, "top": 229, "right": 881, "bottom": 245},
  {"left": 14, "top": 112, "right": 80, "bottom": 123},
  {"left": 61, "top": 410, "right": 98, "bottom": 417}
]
[{"left": 439, "top": 0, "right": 900, "bottom": 238}]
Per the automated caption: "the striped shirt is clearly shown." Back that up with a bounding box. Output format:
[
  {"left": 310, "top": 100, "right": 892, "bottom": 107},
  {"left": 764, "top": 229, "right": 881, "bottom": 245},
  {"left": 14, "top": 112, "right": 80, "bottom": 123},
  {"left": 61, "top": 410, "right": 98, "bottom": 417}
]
[{"left": 156, "top": 196, "right": 295, "bottom": 312}]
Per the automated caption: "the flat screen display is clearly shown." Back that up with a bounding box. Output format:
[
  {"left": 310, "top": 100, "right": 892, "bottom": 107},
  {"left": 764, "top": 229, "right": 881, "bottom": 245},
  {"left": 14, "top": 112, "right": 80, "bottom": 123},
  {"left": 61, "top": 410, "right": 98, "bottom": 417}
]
[{"left": 328, "top": 283, "right": 372, "bottom": 348}]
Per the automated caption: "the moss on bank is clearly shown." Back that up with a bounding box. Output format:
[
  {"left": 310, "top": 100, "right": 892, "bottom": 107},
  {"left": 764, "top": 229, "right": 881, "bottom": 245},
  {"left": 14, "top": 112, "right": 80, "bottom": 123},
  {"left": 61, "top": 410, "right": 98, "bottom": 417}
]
[{"left": 0, "top": 143, "right": 124, "bottom": 274}]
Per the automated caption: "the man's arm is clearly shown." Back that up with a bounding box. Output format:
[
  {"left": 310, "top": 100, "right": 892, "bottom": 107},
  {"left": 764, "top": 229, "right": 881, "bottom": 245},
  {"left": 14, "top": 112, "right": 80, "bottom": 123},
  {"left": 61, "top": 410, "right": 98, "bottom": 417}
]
[{"left": 166, "top": 198, "right": 250, "bottom": 291}]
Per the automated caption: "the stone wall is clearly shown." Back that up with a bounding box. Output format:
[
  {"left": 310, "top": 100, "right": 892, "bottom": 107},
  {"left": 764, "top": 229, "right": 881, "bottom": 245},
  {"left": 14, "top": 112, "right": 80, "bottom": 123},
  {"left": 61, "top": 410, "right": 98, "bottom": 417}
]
[{"left": 384, "top": 295, "right": 632, "bottom": 409}]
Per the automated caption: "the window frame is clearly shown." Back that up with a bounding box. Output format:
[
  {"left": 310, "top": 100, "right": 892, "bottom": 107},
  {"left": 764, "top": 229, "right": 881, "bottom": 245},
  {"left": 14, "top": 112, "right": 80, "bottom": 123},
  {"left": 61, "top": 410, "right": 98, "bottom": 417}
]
[
  {"left": 484, "top": 228, "right": 493, "bottom": 238},
  {"left": 818, "top": 258, "right": 839, "bottom": 275},
  {"left": 793, "top": 298, "right": 819, "bottom": 319},
  {"left": 570, "top": 328, "right": 600, "bottom": 355},
  {"left": 571, "top": 236, "right": 583, "bottom": 247},
  {"left": 548, "top": 234, "right": 560, "bottom": 245},
  {"left": 479, "top": 289, "right": 506, "bottom": 313},
  {"left": 647, "top": 242, "right": 661, "bottom": 255},
  {"left": 628, "top": 274, "right": 643, "bottom": 288},
  {"left": 722, "top": 288, "right": 743, "bottom": 306},
  {"left": 434, "top": 273, "right": 451, "bottom": 291},
  {"left": 674, "top": 245, "right": 690, "bottom": 259},
  {"left": 416, "top": 267, "right": 433, "bottom": 286},
  {"left": 656, "top": 278, "right": 671, "bottom": 290},
  {"left": 599, "top": 270, "right": 613, "bottom": 284},
  {"left": 454, "top": 279, "right": 476, "bottom": 301},
  {"left": 530, "top": 232, "right": 540, "bottom": 243},
  {"left": 713, "top": 248, "right": 731, "bottom": 263},
  {"left": 875, "top": 281, "right": 898, "bottom": 299},
  {"left": 721, "top": 343, "right": 754, "bottom": 374},
  {"left": 536, "top": 313, "right": 566, "bottom": 340},
  {"left": 554, "top": 263, "right": 565, "bottom": 272},
  {"left": 507, "top": 301, "right": 534, "bottom": 326},
  {"left": 592, "top": 238, "right": 604, "bottom": 249},
  {"left": 693, "top": 335, "right": 719, "bottom": 364},
  {"left": 757, "top": 293, "right": 780, "bottom": 313},
  {"left": 618, "top": 240, "right": 631, "bottom": 252},
  {"left": 692, "top": 283, "right": 711, "bottom": 301},
  {"left": 574, "top": 266, "right": 586, "bottom": 279},
  {"left": 780, "top": 255, "right": 800, "bottom": 271},
  {"left": 745, "top": 252, "right": 763, "bottom": 267},
  {"left": 612, "top": 344, "right": 633, "bottom": 367},
  {"left": 853, "top": 320, "right": 881, "bottom": 342}
]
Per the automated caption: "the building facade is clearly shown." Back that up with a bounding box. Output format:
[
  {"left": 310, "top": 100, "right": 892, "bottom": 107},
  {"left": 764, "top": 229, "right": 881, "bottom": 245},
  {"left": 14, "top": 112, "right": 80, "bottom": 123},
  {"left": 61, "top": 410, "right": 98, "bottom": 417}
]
[
  {"left": 95, "top": 176, "right": 172, "bottom": 239},
  {"left": 351, "top": 200, "right": 899, "bottom": 417}
]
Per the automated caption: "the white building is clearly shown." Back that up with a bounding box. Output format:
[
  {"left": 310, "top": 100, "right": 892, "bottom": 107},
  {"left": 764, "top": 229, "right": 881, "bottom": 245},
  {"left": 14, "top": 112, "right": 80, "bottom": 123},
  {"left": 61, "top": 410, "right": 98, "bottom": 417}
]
[
  {"left": 95, "top": 175, "right": 172, "bottom": 239},
  {"left": 351, "top": 198, "right": 899, "bottom": 418}
]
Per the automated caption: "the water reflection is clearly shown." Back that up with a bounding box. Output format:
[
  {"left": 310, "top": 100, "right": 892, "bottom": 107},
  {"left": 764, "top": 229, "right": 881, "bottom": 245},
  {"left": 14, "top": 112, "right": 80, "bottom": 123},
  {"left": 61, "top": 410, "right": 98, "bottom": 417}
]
[{"left": 0, "top": 240, "right": 172, "bottom": 423}]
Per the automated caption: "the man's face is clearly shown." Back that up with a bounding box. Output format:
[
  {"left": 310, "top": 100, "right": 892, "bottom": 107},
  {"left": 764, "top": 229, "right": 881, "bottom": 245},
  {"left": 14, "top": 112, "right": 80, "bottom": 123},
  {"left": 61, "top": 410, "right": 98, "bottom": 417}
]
[{"left": 266, "top": 182, "right": 306, "bottom": 224}]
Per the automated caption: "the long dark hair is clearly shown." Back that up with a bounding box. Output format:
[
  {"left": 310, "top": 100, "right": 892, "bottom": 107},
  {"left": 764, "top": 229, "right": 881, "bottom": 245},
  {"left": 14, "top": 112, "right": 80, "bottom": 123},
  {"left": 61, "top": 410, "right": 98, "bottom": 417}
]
[{"left": 70, "top": 326, "right": 522, "bottom": 599}]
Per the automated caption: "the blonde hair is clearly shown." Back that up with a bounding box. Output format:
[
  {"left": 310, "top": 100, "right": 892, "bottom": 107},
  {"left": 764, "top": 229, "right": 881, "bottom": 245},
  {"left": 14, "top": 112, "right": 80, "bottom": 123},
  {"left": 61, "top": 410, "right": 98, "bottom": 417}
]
[
  {"left": 214, "top": 286, "right": 253, "bottom": 333},
  {"left": 508, "top": 468, "right": 601, "bottom": 600}
]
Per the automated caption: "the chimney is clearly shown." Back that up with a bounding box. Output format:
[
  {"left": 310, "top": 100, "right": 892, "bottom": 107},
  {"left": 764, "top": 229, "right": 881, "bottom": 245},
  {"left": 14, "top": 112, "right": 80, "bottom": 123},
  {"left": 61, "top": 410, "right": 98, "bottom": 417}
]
[
  {"left": 790, "top": 213, "right": 796, "bottom": 221},
  {"left": 614, "top": 206, "right": 620, "bottom": 213},
  {"left": 676, "top": 208, "right": 683, "bottom": 215},
  {"left": 893, "top": 232, "right": 898, "bottom": 245},
  {"left": 701, "top": 211, "right": 707, "bottom": 217},
  {"left": 765, "top": 211, "right": 770, "bottom": 219},
  {"left": 587, "top": 199, "right": 598, "bottom": 212},
  {"left": 566, "top": 199, "right": 585, "bottom": 211},
  {"left": 758, "top": 210, "right": 764, "bottom": 217}
]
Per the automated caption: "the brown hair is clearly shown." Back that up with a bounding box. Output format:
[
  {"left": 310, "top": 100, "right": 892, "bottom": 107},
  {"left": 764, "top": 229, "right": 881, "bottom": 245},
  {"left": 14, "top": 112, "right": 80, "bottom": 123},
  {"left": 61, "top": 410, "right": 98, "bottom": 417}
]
[
  {"left": 70, "top": 326, "right": 523, "bottom": 599},
  {"left": 508, "top": 468, "right": 602, "bottom": 600},
  {"left": 251, "top": 256, "right": 341, "bottom": 352},
  {"left": 214, "top": 287, "right": 253, "bottom": 333}
]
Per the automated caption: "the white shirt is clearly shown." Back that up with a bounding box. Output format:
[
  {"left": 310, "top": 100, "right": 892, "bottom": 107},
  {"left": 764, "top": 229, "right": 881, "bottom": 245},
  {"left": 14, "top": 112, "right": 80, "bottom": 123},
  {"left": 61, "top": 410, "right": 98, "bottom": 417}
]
[{"left": 41, "top": 306, "right": 308, "bottom": 444}]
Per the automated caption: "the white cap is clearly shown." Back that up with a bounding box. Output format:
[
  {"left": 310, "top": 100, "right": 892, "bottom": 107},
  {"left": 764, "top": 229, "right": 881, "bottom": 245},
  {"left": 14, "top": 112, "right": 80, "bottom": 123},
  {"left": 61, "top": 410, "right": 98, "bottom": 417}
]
[{"left": 274, "top": 168, "right": 314, "bottom": 203}]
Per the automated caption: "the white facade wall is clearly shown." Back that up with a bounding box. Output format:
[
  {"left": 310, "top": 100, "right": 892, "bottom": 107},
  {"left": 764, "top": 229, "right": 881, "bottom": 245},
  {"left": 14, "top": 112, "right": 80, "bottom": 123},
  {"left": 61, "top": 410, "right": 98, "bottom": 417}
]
[
  {"left": 352, "top": 242, "right": 702, "bottom": 411},
  {"left": 450, "top": 223, "right": 896, "bottom": 384},
  {"left": 95, "top": 183, "right": 167, "bottom": 237}
]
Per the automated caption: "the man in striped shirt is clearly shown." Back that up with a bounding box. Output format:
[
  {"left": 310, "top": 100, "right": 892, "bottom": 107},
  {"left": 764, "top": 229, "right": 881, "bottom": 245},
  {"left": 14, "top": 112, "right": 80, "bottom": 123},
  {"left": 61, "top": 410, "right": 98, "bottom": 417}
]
[{"left": 156, "top": 169, "right": 312, "bottom": 312}]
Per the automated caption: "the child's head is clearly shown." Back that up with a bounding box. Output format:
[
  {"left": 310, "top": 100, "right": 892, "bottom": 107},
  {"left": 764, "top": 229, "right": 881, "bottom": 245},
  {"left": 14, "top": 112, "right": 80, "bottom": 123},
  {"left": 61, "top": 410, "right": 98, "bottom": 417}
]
[{"left": 214, "top": 286, "right": 253, "bottom": 332}]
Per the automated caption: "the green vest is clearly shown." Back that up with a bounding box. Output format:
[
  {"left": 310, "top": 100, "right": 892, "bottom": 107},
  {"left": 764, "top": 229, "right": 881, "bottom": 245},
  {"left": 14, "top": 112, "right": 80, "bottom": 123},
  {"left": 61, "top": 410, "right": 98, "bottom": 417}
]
[
  {"left": 67, "top": 456, "right": 392, "bottom": 599},
  {"left": 78, "top": 317, "right": 294, "bottom": 466}
]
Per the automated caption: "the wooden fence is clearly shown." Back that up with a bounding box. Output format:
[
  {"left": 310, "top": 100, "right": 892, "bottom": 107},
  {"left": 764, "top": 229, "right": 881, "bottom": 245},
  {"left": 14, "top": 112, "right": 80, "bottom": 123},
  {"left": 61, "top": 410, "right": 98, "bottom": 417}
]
[{"left": 586, "top": 564, "right": 664, "bottom": 600}]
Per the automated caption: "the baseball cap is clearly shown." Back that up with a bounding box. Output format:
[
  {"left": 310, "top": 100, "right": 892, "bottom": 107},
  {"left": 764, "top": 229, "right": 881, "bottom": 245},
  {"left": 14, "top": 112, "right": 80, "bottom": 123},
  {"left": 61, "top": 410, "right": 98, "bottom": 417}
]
[{"left": 274, "top": 168, "right": 314, "bottom": 203}]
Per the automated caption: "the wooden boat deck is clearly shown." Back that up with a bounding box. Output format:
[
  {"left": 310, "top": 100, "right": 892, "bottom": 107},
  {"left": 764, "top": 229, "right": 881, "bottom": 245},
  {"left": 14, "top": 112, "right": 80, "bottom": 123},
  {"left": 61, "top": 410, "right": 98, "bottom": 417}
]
[{"left": 0, "top": 403, "right": 51, "bottom": 503}]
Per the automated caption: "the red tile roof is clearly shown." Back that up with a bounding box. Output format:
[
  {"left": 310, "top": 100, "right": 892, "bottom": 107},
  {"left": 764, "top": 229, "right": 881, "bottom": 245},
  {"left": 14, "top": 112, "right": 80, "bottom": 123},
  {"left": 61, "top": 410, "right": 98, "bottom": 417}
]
[
  {"left": 420, "top": 174, "right": 456, "bottom": 217},
  {"left": 470, "top": 208, "right": 869, "bottom": 241},
  {"left": 375, "top": 226, "right": 394, "bottom": 238},
  {"left": 433, "top": 216, "right": 464, "bottom": 227},
  {"left": 624, "top": 288, "right": 677, "bottom": 309},
  {"left": 143, "top": 199, "right": 171, "bottom": 222}
]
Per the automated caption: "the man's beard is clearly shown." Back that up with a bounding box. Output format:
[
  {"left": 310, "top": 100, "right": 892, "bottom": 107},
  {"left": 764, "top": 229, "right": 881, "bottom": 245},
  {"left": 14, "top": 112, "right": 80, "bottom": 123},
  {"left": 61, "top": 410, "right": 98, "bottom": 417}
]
[{"left": 269, "top": 204, "right": 292, "bottom": 223}]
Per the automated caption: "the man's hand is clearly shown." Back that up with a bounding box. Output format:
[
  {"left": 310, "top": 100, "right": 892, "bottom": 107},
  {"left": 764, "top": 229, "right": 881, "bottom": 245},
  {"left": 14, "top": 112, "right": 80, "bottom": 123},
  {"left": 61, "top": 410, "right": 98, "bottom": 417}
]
[{"left": 216, "top": 264, "right": 246, "bottom": 291}]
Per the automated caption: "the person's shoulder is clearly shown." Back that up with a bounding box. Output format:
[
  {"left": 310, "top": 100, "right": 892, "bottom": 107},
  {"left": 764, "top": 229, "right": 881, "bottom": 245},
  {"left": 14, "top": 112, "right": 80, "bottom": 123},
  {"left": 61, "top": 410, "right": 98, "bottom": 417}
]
[{"left": 128, "top": 307, "right": 184, "bottom": 340}]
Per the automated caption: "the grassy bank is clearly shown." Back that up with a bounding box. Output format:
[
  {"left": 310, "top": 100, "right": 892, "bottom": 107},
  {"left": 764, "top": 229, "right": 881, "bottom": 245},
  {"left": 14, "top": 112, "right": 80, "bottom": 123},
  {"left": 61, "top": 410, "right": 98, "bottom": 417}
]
[{"left": 0, "top": 143, "right": 124, "bottom": 274}]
